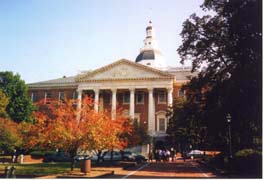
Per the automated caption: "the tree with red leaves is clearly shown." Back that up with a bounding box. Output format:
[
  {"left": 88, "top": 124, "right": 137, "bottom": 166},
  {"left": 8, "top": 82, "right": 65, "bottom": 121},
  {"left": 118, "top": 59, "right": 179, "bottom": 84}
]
[{"left": 20, "top": 96, "right": 131, "bottom": 170}]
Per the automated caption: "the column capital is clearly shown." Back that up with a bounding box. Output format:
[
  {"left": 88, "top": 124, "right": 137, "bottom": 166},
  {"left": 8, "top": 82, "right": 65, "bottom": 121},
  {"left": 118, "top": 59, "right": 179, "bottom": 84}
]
[
  {"left": 129, "top": 88, "right": 135, "bottom": 92},
  {"left": 94, "top": 88, "right": 100, "bottom": 93},
  {"left": 77, "top": 89, "right": 83, "bottom": 93},
  {"left": 147, "top": 87, "right": 153, "bottom": 92},
  {"left": 111, "top": 88, "right": 117, "bottom": 93},
  {"left": 167, "top": 87, "right": 173, "bottom": 92}
]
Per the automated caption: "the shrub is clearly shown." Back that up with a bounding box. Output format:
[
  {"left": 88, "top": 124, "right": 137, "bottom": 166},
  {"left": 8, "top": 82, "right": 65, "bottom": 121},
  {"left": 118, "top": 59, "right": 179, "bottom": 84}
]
[
  {"left": 232, "top": 149, "right": 262, "bottom": 177},
  {"left": 30, "top": 150, "right": 56, "bottom": 157}
]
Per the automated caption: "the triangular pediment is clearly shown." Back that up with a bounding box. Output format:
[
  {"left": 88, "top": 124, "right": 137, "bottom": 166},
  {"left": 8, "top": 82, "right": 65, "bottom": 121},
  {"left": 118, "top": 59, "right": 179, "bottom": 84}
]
[{"left": 77, "top": 59, "right": 173, "bottom": 82}]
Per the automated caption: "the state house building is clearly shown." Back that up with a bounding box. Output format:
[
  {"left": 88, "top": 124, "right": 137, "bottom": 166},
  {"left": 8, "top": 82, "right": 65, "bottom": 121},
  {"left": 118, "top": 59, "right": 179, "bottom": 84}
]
[{"left": 28, "top": 21, "right": 196, "bottom": 141}]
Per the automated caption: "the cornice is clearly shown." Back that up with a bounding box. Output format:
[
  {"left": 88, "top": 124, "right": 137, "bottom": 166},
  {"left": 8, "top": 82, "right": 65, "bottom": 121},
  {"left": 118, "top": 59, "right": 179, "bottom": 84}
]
[{"left": 76, "top": 59, "right": 174, "bottom": 82}]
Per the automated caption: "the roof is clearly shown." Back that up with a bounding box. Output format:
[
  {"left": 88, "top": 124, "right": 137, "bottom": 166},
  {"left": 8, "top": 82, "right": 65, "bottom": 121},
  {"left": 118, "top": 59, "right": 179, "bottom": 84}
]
[
  {"left": 166, "top": 67, "right": 198, "bottom": 81},
  {"left": 27, "top": 60, "right": 197, "bottom": 89},
  {"left": 135, "top": 49, "right": 162, "bottom": 62},
  {"left": 27, "top": 76, "right": 77, "bottom": 89}
]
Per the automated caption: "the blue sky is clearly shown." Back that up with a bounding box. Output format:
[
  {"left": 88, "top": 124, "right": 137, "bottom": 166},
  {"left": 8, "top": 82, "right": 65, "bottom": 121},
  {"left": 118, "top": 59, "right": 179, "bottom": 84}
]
[{"left": 0, "top": 0, "right": 207, "bottom": 83}]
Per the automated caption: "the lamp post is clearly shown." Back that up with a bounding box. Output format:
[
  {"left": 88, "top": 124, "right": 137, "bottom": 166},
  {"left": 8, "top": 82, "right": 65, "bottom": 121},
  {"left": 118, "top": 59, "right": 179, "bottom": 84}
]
[{"left": 226, "top": 113, "right": 232, "bottom": 159}]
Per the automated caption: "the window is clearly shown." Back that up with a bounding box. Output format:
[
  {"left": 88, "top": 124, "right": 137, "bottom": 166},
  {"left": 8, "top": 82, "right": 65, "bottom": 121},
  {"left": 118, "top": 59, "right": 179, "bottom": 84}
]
[
  {"left": 123, "top": 109, "right": 129, "bottom": 117},
  {"left": 108, "top": 94, "right": 112, "bottom": 105},
  {"left": 123, "top": 92, "right": 130, "bottom": 104},
  {"left": 178, "top": 89, "right": 185, "bottom": 97},
  {"left": 73, "top": 91, "right": 78, "bottom": 99},
  {"left": 45, "top": 92, "right": 52, "bottom": 104},
  {"left": 59, "top": 92, "right": 65, "bottom": 102},
  {"left": 158, "top": 118, "right": 166, "bottom": 132},
  {"left": 158, "top": 91, "right": 166, "bottom": 104},
  {"left": 134, "top": 113, "right": 140, "bottom": 124},
  {"left": 31, "top": 92, "right": 38, "bottom": 103},
  {"left": 136, "top": 91, "right": 144, "bottom": 104}
]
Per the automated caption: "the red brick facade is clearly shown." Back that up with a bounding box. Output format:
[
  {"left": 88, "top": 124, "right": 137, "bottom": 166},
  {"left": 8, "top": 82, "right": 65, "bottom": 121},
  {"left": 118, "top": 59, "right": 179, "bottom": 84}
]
[{"left": 28, "top": 83, "right": 185, "bottom": 132}]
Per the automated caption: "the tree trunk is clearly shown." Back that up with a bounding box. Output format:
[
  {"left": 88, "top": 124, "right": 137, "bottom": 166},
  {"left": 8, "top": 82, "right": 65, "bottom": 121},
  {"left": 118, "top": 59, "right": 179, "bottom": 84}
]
[
  {"left": 69, "top": 151, "right": 76, "bottom": 171},
  {"left": 110, "top": 149, "right": 113, "bottom": 163},
  {"left": 96, "top": 150, "right": 102, "bottom": 165}
]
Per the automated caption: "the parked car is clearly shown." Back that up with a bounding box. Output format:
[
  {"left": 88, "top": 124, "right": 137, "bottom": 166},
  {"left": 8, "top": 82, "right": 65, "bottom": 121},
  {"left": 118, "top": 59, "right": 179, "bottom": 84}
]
[
  {"left": 134, "top": 154, "right": 148, "bottom": 163},
  {"left": 43, "top": 152, "right": 71, "bottom": 162},
  {"left": 74, "top": 155, "right": 91, "bottom": 161},
  {"left": 102, "top": 151, "right": 122, "bottom": 161},
  {"left": 122, "top": 151, "right": 136, "bottom": 161},
  {"left": 91, "top": 154, "right": 103, "bottom": 162},
  {"left": 122, "top": 151, "right": 147, "bottom": 163},
  {"left": 186, "top": 150, "right": 204, "bottom": 158}
]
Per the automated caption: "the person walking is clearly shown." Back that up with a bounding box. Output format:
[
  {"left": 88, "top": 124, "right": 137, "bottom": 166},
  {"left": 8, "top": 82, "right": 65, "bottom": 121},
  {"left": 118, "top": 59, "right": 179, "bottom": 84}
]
[
  {"left": 148, "top": 150, "right": 153, "bottom": 162},
  {"left": 170, "top": 147, "right": 175, "bottom": 162},
  {"left": 166, "top": 149, "right": 170, "bottom": 162}
]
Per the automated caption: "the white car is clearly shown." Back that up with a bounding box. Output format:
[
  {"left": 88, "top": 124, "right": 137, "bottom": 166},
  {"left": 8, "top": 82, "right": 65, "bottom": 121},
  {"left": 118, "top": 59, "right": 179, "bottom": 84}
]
[{"left": 187, "top": 150, "right": 204, "bottom": 158}]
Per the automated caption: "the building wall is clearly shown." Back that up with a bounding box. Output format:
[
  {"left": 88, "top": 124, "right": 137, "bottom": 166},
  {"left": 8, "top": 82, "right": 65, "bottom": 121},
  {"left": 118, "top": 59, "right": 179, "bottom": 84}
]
[
  {"left": 28, "top": 88, "right": 77, "bottom": 103},
  {"left": 28, "top": 83, "right": 185, "bottom": 132}
]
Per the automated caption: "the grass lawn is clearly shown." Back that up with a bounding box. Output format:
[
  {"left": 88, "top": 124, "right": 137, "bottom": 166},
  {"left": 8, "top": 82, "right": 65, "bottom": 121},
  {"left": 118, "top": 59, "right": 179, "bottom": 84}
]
[{"left": 0, "top": 162, "right": 80, "bottom": 177}]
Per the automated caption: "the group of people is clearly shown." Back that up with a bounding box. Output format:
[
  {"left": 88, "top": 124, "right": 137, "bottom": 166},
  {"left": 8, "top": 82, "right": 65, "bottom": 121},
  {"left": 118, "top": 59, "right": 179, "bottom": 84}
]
[{"left": 148, "top": 147, "right": 176, "bottom": 162}]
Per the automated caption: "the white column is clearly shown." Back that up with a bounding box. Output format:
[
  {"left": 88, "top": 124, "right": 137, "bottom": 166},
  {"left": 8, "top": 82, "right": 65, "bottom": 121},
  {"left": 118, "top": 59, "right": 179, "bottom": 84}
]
[
  {"left": 77, "top": 89, "right": 82, "bottom": 110},
  {"left": 148, "top": 88, "right": 155, "bottom": 135},
  {"left": 77, "top": 89, "right": 82, "bottom": 121},
  {"left": 129, "top": 88, "right": 135, "bottom": 119},
  {"left": 111, "top": 88, "right": 117, "bottom": 120},
  {"left": 167, "top": 87, "right": 173, "bottom": 107},
  {"left": 94, "top": 89, "right": 99, "bottom": 112}
]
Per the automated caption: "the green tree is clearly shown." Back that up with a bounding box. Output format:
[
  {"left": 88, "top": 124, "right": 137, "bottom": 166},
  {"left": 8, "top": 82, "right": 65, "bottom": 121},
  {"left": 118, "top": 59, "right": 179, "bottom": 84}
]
[
  {"left": 0, "top": 71, "right": 35, "bottom": 123},
  {"left": 0, "top": 89, "right": 9, "bottom": 118},
  {"left": 176, "top": 0, "right": 261, "bottom": 151},
  {"left": 127, "top": 120, "right": 150, "bottom": 147}
]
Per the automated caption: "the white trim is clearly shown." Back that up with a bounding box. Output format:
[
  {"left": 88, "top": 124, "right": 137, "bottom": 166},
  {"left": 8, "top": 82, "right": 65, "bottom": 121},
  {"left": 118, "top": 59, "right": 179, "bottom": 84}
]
[
  {"left": 178, "top": 89, "right": 185, "bottom": 97},
  {"left": 134, "top": 113, "right": 140, "bottom": 123},
  {"left": 123, "top": 109, "right": 129, "bottom": 117},
  {"left": 31, "top": 92, "right": 34, "bottom": 102},
  {"left": 73, "top": 91, "right": 77, "bottom": 99},
  {"left": 58, "top": 91, "right": 65, "bottom": 101}
]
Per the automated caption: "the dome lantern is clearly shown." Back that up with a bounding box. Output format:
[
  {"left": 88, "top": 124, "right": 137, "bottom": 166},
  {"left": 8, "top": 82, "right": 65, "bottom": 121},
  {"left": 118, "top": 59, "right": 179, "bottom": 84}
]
[{"left": 135, "top": 21, "right": 167, "bottom": 69}]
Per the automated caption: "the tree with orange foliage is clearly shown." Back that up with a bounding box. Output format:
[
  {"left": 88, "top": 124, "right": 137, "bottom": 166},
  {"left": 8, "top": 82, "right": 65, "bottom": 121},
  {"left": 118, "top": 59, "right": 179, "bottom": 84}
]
[
  {"left": 0, "top": 118, "right": 22, "bottom": 154},
  {"left": 20, "top": 96, "right": 131, "bottom": 170}
]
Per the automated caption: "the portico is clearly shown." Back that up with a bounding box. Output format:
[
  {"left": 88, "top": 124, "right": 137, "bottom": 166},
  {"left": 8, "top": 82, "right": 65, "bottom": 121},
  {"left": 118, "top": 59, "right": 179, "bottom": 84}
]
[{"left": 75, "top": 59, "right": 174, "bottom": 136}]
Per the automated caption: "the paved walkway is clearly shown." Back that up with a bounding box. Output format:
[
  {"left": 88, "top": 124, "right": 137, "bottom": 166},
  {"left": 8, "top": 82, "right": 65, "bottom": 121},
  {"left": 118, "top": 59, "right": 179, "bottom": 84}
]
[{"left": 107, "top": 159, "right": 219, "bottom": 178}]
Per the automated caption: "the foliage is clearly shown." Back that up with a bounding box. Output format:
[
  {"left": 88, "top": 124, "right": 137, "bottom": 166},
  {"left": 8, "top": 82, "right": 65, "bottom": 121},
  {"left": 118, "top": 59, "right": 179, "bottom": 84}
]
[
  {"left": 167, "top": 97, "right": 208, "bottom": 151},
  {"left": 20, "top": 96, "right": 132, "bottom": 169},
  {"left": 206, "top": 149, "right": 262, "bottom": 177},
  {"left": 127, "top": 120, "right": 150, "bottom": 147},
  {"left": 0, "top": 71, "right": 35, "bottom": 123},
  {"left": 30, "top": 150, "right": 57, "bottom": 157},
  {"left": 0, "top": 89, "right": 9, "bottom": 118},
  {"left": 0, "top": 118, "right": 22, "bottom": 153},
  {"left": 174, "top": 0, "right": 261, "bottom": 151}
]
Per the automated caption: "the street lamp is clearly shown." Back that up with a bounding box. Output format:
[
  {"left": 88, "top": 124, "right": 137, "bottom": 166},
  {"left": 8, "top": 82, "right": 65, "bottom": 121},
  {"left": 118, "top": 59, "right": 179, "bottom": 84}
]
[{"left": 226, "top": 113, "right": 232, "bottom": 159}]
